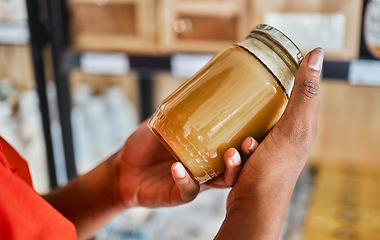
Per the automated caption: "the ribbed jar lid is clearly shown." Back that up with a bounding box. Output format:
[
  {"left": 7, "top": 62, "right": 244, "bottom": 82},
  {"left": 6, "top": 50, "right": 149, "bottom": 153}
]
[{"left": 248, "top": 24, "right": 304, "bottom": 67}]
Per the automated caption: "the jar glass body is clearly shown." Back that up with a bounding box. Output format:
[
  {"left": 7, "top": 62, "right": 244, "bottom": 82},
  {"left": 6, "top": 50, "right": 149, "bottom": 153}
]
[
  {"left": 364, "top": 0, "right": 380, "bottom": 59},
  {"left": 148, "top": 25, "right": 301, "bottom": 183}
]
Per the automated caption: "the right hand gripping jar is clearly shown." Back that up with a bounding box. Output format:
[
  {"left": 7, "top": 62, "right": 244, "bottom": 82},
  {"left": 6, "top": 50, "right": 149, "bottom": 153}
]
[{"left": 148, "top": 24, "right": 304, "bottom": 183}]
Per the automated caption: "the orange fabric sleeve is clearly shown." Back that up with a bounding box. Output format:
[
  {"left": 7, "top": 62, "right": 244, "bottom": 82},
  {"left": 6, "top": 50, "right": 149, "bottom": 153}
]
[
  {"left": 0, "top": 137, "right": 77, "bottom": 240},
  {"left": 0, "top": 137, "right": 33, "bottom": 187}
]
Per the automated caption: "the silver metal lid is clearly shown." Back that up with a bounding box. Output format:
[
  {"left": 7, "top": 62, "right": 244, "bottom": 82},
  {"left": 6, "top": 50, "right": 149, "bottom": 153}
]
[{"left": 248, "top": 24, "right": 304, "bottom": 66}]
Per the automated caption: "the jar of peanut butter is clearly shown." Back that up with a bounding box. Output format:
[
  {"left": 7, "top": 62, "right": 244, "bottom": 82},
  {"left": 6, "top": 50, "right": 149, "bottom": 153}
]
[{"left": 148, "top": 24, "right": 304, "bottom": 183}]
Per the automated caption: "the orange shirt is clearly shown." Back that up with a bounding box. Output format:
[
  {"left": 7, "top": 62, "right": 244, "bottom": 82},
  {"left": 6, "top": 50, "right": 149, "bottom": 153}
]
[{"left": 0, "top": 137, "right": 77, "bottom": 239}]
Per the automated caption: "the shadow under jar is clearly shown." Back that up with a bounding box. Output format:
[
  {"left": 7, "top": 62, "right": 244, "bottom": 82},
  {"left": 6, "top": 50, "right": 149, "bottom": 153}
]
[{"left": 149, "top": 24, "right": 304, "bottom": 183}]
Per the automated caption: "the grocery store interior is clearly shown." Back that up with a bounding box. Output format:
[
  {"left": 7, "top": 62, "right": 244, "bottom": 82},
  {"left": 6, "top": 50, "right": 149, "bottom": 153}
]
[{"left": 1, "top": 0, "right": 380, "bottom": 239}]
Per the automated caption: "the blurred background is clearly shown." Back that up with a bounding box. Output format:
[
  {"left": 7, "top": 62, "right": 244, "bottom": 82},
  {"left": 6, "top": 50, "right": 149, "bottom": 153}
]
[{"left": 1, "top": 0, "right": 380, "bottom": 239}]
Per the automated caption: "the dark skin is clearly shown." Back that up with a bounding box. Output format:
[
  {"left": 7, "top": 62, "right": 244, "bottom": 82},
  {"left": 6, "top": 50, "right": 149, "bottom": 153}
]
[{"left": 45, "top": 48, "right": 324, "bottom": 240}]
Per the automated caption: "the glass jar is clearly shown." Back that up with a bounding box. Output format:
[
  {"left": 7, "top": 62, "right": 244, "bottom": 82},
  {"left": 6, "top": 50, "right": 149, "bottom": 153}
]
[
  {"left": 364, "top": 0, "right": 380, "bottom": 59},
  {"left": 148, "top": 24, "right": 304, "bottom": 183}
]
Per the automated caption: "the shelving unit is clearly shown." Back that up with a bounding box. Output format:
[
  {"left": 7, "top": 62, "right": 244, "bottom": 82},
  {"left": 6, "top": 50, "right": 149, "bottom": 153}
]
[{"left": 158, "top": 0, "right": 249, "bottom": 53}]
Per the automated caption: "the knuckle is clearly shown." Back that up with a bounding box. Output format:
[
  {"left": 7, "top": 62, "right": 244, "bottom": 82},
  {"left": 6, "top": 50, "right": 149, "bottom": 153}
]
[
  {"left": 300, "top": 76, "right": 319, "bottom": 99},
  {"left": 225, "top": 176, "right": 236, "bottom": 187},
  {"left": 181, "top": 181, "right": 199, "bottom": 202},
  {"left": 181, "top": 177, "right": 192, "bottom": 189},
  {"left": 183, "top": 190, "right": 197, "bottom": 203},
  {"left": 223, "top": 171, "right": 234, "bottom": 187}
]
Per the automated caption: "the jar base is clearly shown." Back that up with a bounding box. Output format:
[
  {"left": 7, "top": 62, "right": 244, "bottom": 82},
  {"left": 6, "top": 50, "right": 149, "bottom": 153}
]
[{"left": 147, "top": 119, "right": 214, "bottom": 184}]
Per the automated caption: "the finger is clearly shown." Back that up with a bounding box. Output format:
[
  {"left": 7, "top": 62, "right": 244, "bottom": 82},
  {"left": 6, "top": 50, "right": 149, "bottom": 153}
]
[
  {"left": 222, "top": 148, "right": 242, "bottom": 186},
  {"left": 202, "top": 148, "right": 243, "bottom": 189},
  {"left": 241, "top": 137, "right": 259, "bottom": 158},
  {"left": 289, "top": 47, "right": 323, "bottom": 117},
  {"left": 171, "top": 162, "right": 200, "bottom": 203},
  {"left": 276, "top": 47, "right": 324, "bottom": 144}
]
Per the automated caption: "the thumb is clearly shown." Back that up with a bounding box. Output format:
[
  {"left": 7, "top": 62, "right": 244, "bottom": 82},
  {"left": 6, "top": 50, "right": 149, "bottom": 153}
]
[
  {"left": 275, "top": 48, "right": 324, "bottom": 145},
  {"left": 288, "top": 48, "right": 324, "bottom": 118}
]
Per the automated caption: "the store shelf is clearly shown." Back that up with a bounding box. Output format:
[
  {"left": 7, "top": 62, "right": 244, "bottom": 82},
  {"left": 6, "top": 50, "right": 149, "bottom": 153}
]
[
  {"left": 68, "top": 0, "right": 156, "bottom": 54},
  {"left": 158, "top": 0, "right": 249, "bottom": 53},
  {"left": 248, "top": 0, "right": 363, "bottom": 60}
]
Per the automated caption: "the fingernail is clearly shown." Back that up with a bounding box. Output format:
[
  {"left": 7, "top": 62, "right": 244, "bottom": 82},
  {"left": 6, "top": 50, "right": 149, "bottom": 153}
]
[
  {"left": 229, "top": 150, "right": 241, "bottom": 166},
  {"left": 173, "top": 163, "right": 186, "bottom": 179},
  {"left": 248, "top": 137, "right": 256, "bottom": 151},
  {"left": 308, "top": 47, "right": 324, "bottom": 71}
]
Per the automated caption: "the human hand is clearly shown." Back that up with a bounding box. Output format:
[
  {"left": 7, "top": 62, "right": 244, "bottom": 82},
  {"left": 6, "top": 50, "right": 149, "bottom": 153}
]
[
  {"left": 215, "top": 48, "right": 324, "bottom": 240},
  {"left": 229, "top": 47, "right": 323, "bottom": 201},
  {"left": 114, "top": 119, "right": 245, "bottom": 209}
]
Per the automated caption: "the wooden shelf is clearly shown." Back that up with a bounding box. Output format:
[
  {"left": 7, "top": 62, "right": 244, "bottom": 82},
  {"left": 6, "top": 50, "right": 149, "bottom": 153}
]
[
  {"left": 248, "top": 0, "right": 363, "bottom": 60},
  {"left": 158, "top": 0, "right": 249, "bottom": 53},
  {"left": 67, "top": 0, "right": 365, "bottom": 57},
  {"left": 68, "top": 0, "right": 156, "bottom": 54},
  {"left": 0, "top": 44, "right": 34, "bottom": 89}
]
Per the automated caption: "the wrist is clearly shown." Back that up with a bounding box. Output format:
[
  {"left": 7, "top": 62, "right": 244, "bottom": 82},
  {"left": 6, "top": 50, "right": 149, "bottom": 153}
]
[
  {"left": 81, "top": 152, "right": 127, "bottom": 214},
  {"left": 231, "top": 165, "right": 301, "bottom": 202},
  {"left": 219, "top": 174, "right": 299, "bottom": 240},
  {"left": 104, "top": 152, "right": 127, "bottom": 211},
  {"left": 44, "top": 152, "right": 126, "bottom": 239}
]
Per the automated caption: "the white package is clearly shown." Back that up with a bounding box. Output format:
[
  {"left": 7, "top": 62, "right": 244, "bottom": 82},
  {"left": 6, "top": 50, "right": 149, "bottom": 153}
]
[
  {"left": 80, "top": 53, "right": 130, "bottom": 76},
  {"left": 264, "top": 13, "right": 346, "bottom": 53}
]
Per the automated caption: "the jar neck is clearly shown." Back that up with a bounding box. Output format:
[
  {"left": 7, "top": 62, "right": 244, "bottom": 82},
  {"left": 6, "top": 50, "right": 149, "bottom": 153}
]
[
  {"left": 236, "top": 36, "right": 300, "bottom": 98},
  {"left": 249, "top": 32, "right": 300, "bottom": 76}
]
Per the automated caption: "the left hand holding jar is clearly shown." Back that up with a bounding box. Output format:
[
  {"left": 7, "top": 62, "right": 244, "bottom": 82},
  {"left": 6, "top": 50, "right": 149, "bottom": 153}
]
[{"left": 114, "top": 119, "right": 251, "bottom": 208}]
